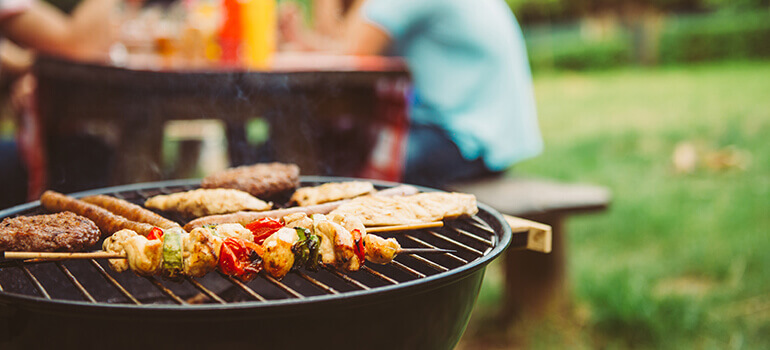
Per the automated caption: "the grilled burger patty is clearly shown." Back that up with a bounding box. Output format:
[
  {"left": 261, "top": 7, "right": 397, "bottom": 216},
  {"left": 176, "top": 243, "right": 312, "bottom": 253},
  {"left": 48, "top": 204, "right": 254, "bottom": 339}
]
[
  {"left": 0, "top": 211, "right": 100, "bottom": 252},
  {"left": 201, "top": 162, "right": 300, "bottom": 199}
]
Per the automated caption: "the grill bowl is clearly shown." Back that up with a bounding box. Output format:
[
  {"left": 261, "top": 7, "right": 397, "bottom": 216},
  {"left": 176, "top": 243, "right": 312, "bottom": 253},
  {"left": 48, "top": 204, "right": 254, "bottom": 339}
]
[{"left": 0, "top": 177, "right": 511, "bottom": 349}]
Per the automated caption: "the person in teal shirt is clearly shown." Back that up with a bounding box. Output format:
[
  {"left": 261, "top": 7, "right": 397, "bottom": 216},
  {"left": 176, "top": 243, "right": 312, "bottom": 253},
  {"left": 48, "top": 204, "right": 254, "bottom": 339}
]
[{"left": 281, "top": 0, "right": 543, "bottom": 188}]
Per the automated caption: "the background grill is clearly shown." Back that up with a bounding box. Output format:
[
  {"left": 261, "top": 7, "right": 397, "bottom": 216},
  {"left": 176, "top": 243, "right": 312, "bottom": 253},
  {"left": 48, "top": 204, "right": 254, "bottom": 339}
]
[{"left": 0, "top": 177, "right": 512, "bottom": 349}]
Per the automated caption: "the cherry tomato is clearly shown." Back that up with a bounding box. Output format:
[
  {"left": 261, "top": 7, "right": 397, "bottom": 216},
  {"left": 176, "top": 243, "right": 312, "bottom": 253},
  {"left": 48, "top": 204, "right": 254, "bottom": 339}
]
[
  {"left": 352, "top": 229, "right": 366, "bottom": 263},
  {"left": 245, "top": 218, "right": 284, "bottom": 245},
  {"left": 147, "top": 227, "right": 164, "bottom": 241}
]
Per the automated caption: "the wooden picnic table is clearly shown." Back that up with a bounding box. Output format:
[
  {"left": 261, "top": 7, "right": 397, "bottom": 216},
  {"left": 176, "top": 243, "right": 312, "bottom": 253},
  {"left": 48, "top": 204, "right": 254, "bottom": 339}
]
[{"left": 34, "top": 53, "right": 410, "bottom": 193}]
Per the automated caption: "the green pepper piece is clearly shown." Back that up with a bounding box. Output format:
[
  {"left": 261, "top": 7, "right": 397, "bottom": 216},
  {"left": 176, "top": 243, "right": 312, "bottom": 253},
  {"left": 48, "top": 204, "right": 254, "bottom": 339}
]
[
  {"left": 162, "top": 227, "right": 184, "bottom": 279},
  {"left": 294, "top": 227, "right": 308, "bottom": 241},
  {"left": 291, "top": 227, "right": 311, "bottom": 270},
  {"left": 305, "top": 234, "right": 321, "bottom": 272}
]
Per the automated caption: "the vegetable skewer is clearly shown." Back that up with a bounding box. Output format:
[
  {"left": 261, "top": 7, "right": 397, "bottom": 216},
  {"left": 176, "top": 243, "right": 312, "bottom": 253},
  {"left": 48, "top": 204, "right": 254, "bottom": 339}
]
[{"left": 1, "top": 248, "right": 455, "bottom": 261}]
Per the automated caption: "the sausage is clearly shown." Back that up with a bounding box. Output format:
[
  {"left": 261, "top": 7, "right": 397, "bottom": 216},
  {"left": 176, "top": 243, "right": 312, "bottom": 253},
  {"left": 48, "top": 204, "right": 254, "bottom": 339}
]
[
  {"left": 41, "top": 191, "right": 156, "bottom": 237},
  {"left": 183, "top": 201, "right": 342, "bottom": 231},
  {"left": 183, "top": 184, "right": 420, "bottom": 231},
  {"left": 81, "top": 194, "right": 180, "bottom": 229}
]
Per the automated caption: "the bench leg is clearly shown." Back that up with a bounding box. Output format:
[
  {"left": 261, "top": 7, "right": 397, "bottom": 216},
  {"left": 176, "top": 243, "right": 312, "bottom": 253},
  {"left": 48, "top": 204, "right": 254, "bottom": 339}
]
[{"left": 502, "top": 213, "right": 567, "bottom": 322}]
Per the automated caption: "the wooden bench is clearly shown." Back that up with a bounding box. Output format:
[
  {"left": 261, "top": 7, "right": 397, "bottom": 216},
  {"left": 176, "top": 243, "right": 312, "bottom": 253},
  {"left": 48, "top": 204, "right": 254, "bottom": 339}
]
[{"left": 448, "top": 177, "right": 611, "bottom": 321}]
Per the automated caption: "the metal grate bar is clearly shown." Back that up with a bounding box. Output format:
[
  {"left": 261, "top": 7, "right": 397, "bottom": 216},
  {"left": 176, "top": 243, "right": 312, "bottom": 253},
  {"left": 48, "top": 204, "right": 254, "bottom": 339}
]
[
  {"left": 469, "top": 216, "right": 495, "bottom": 234},
  {"left": 159, "top": 187, "right": 176, "bottom": 195},
  {"left": 219, "top": 273, "right": 267, "bottom": 301},
  {"left": 361, "top": 265, "right": 398, "bottom": 285},
  {"left": 403, "top": 235, "right": 468, "bottom": 264},
  {"left": 89, "top": 260, "right": 141, "bottom": 305},
  {"left": 451, "top": 227, "right": 494, "bottom": 247},
  {"left": 186, "top": 277, "right": 226, "bottom": 304},
  {"left": 390, "top": 260, "right": 426, "bottom": 278},
  {"left": 0, "top": 259, "right": 52, "bottom": 269},
  {"left": 136, "top": 189, "right": 154, "bottom": 199},
  {"left": 264, "top": 274, "right": 305, "bottom": 299},
  {"left": 56, "top": 262, "right": 96, "bottom": 303},
  {"left": 296, "top": 272, "right": 340, "bottom": 294},
  {"left": 20, "top": 264, "right": 50, "bottom": 299},
  {"left": 425, "top": 230, "right": 484, "bottom": 256},
  {"left": 406, "top": 255, "right": 449, "bottom": 272},
  {"left": 324, "top": 267, "right": 370, "bottom": 290},
  {"left": 145, "top": 276, "right": 186, "bottom": 304}
]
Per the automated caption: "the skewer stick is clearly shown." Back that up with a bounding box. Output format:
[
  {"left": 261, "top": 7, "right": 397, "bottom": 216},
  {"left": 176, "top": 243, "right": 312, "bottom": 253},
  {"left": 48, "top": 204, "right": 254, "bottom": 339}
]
[
  {"left": 366, "top": 221, "right": 443, "bottom": 233},
  {"left": 2, "top": 251, "right": 126, "bottom": 260}
]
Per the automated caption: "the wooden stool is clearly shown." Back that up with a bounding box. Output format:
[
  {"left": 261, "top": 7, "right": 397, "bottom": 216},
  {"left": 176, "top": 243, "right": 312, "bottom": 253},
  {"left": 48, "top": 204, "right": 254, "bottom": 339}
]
[{"left": 448, "top": 177, "right": 611, "bottom": 321}]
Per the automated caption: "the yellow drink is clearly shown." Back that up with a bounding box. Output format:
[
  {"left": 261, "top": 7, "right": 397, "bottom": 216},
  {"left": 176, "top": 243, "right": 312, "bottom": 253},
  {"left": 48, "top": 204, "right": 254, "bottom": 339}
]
[{"left": 241, "top": 0, "right": 276, "bottom": 69}]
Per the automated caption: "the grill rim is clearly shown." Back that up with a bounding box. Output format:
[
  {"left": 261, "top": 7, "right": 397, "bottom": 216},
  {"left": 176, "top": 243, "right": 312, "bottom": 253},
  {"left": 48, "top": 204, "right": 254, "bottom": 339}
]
[{"left": 0, "top": 177, "right": 512, "bottom": 314}]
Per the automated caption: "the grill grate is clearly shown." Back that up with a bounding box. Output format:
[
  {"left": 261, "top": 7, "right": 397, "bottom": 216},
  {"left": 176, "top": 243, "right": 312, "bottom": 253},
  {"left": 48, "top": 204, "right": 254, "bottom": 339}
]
[{"left": 0, "top": 179, "right": 512, "bottom": 307}]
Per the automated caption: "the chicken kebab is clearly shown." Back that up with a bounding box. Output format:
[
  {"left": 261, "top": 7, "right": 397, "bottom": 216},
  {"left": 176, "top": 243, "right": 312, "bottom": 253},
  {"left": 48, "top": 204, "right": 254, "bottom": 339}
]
[{"left": 103, "top": 213, "right": 412, "bottom": 281}]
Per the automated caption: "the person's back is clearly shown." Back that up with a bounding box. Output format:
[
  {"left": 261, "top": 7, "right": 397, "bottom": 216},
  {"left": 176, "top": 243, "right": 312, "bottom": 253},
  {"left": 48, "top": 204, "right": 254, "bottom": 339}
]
[{"left": 363, "top": 0, "right": 542, "bottom": 184}]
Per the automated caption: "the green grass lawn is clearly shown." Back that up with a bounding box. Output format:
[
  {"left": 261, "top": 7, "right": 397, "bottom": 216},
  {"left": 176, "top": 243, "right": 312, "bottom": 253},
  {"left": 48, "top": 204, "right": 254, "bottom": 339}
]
[{"left": 461, "top": 61, "right": 770, "bottom": 349}]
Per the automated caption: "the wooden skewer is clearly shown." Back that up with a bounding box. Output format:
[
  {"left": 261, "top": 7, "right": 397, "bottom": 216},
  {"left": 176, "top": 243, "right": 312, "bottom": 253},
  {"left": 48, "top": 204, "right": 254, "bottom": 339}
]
[
  {"left": 366, "top": 221, "right": 443, "bottom": 233},
  {"left": 2, "top": 251, "right": 126, "bottom": 260}
]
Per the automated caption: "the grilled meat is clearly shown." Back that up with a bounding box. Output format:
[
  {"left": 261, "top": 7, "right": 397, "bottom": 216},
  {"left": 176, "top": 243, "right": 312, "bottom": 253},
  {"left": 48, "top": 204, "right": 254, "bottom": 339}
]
[
  {"left": 183, "top": 184, "right": 420, "bottom": 231},
  {"left": 329, "top": 192, "right": 478, "bottom": 226},
  {"left": 201, "top": 162, "right": 300, "bottom": 198},
  {"left": 261, "top": 227, "right": 299, "bottom": 279},
  {"left": 290, "top": 181, "right": 374, "bottom": 206},
  {"left": 0, "top": 211, "right": 100, "bottom": 252},
  {"left": 363, "top": 234, "right": 400, "bottom": 264},
  {"left": 145, "top": 188, "right": 272, "bottom": 218},
  {"left": 103, "top": 229, "right": 137, "bottom": 272},
  {"left": 182, "top": 228, "right": 220, "bottom": 277},
  {"left": 103, "top": 229, "right": 163, "bottom": 276},
  {"left": 283, "top": 212, "right": 313, "bottom": 230},
  {"left": 105, "top": 224, "right": 253, "bottom": 278},
  {"left": 310, "top": 214, "right": 340, "bottom": 265},
  {"left": 41, "top": 191, "right": 156, "bottom": 237},
  {"left": 82, "top": 195, "right": 179, "bottom": 229}
]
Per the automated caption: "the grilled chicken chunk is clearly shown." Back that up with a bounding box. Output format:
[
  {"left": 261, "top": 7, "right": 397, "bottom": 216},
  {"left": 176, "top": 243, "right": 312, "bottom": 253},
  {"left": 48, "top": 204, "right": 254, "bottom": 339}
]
[
  {"left": 313, "top": 215, "right": 360, "bottom": 271},
  {"left": 309, "top": 214, "right": 337, "bottom": 266},
  {"left": 363, "top": 235, "right": 400, "bottom": 264},
  {"left": 261, "top": 227, "right": 299, "bottom": 279},
  {"left": 290, "top": 181, "right": 375, "bottom": 206},
  {"left": 210, "top": 223, "right": 253, "bottom": 241},
  {"left": 103, "top": 229, "right": 138, "bottom": 272},
  {"left": 123, "top": 234, "right": 163, "bottom": 276},
  {"left": 327, "top": 213, "right": 366, "bottom": 236},
  {"left": 283, "top": 212, "right": 313, "bottom": 230},
  {"left": 183, "top": 228, "right": 219, "bottom": 277},
  {"left": 104, "top": 229, "right": 163, "bottom": 276},
  {"left": 145, "top": 188, "right": 272, "bottom": 218}
]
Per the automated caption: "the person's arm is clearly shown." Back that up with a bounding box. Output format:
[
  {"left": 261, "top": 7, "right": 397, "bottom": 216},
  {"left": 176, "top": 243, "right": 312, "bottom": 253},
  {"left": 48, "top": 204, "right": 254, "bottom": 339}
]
[
  {"left": 313, "top": 0, "right": 343, "bottom": 38},
  {"left": 0, "top": 0, "right": 119, "bottom": 60},
  {"left": 279, "top": 0, "right": 392, "bottom": 55},
  {"left": 0, "top": 40, "right": 33, "bottom": 79},
  {"left": 343, "top": 14, "right": 391, "bottom": 55}
]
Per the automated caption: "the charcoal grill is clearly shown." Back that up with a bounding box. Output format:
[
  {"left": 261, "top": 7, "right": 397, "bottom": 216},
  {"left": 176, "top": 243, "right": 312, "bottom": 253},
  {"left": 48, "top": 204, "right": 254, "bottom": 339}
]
[{"left": 0, "top": 177, "right": 517, "bottom": 349}]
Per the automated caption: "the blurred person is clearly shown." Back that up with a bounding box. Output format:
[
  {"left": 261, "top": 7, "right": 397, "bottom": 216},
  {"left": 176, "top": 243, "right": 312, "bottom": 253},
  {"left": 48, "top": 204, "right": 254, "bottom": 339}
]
[
  {"left": 0, "top": 0, "right": 119, "bottom": 209},
  {"left": 280, "top": 0, "right": 543, "bottom": 188}
]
